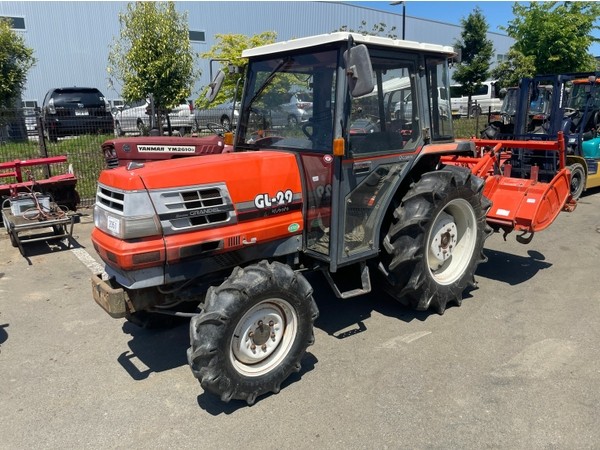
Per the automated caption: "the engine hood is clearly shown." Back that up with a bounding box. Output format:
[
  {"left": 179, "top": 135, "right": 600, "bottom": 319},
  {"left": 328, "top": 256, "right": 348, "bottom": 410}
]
[{"left": 98, "top": 150, "right": 303, "bottom": 206}]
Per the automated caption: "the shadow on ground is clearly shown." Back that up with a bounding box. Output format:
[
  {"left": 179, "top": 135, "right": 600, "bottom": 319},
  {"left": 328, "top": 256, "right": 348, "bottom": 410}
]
[{"left": 476, "top": 249, "right": 552, "bottom": 286}]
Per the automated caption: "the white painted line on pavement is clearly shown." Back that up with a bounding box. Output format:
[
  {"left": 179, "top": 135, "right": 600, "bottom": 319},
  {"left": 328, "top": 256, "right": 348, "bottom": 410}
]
[{"left": 71, "top": 247, "right": 108, "bottom": 279}]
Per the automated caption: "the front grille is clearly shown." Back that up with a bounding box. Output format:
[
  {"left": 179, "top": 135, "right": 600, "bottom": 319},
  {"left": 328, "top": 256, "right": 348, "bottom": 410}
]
[
  {"left": 97, "top": 186, "right": 125, "bottom": 211},
  {"left": 150, "top": 183, "right": 235, "bottom": 235}
]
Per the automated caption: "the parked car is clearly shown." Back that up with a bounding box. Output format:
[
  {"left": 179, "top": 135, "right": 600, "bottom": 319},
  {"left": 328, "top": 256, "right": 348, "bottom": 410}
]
[
  {"left": 194, "top": 100, "right": 239, "bottom": 130},
  {"left": 113, "top": 99, "right": 149, "bottom": 136},
  {"left": 165, "top": 100, "right": 196, "bottom": 135},
  {"left": 394, "top": 88, "right": 450, "bottom": 122},
  {"left": 114, "top": 99, "right": 196, "bottom": 136},
  {"left": 24, "top": 107, "right": 38, "bottom": 135},
  {"left": 349, "top": 118, "right": 379, "bottom": 134},
  {"left": 273, "top": 92, "right": 313, "bottom": 126},
  {"left": 41, "top": 87, "right": 114, "bottom": 141},
  {"left": 450, "top": 80, "right": 503, "bottom": 117}
]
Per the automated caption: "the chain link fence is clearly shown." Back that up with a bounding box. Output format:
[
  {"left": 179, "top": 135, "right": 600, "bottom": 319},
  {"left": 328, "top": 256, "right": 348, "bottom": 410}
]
[{"left": 1, "top": 107, "right": 115, "bottom": 208}]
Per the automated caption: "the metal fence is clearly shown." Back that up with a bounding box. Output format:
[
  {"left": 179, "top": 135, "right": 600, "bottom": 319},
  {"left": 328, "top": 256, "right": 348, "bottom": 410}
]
[{"left": 1, "top": 107, "right": 116, "bottom": 208}]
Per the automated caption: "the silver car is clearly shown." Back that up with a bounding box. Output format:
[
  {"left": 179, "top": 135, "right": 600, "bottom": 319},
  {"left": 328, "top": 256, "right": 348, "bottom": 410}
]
[
  {"left": 113, "top": 100, "right": 149, "bottom": 135},
  {"left": 194, "top": 101, "right": 239, "bottom": 130},
  {"left": 114, "top": 99, "right": 196, "bottom": 136},
  {"left": 271, "top": 93, "right": 313, "bottom": 126}
]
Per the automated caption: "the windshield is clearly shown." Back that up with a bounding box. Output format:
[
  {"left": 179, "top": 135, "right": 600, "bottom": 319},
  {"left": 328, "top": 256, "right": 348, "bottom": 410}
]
[
  {"left": 568, "top": 81, "right": 600, "bottom": 111},
  {"left": 529, "top": 86, "right": 552, "bottom": 115},
  {"left": 501, "top": 88, "right": 518, "bottom": 115},
  {"left": 236, "top": 49, "right": 338, "bottom": 152}
]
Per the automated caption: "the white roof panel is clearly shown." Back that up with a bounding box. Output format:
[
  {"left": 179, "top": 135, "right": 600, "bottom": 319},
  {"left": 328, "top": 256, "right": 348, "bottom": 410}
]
[{"left": 242, "top": 32, "right": 456, "bottom": 59}]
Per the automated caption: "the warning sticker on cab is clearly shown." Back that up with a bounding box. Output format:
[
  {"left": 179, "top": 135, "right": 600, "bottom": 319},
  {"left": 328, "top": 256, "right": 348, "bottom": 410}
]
[{"left": 137, "top": 145, "right": 196, "bottom": 153}]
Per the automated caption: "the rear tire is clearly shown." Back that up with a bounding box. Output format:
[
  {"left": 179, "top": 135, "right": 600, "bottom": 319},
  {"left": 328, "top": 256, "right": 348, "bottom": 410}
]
[
  {"left": 470, "top": 105, "right": 481, "bottom": 117},
  {"left": 379, "top": 166, "right": 491, "bottom": 314},
  {"left": 136, "top": 120, "right": 146, "bottom": 136},
  {"left": 115, "top": 121, "right": 124, "bottom": 136},
  {"left": 187, "top": 261, "right": 318, "bottom": 405}
]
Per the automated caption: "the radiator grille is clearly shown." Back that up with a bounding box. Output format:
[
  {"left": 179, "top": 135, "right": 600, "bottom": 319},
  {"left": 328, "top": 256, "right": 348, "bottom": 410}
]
[
  {"left": 151, "top": 184, "right": 235, "bottom": 234},
  {"left": 96, "top": 187, "right": 125, "bottom": 211}
]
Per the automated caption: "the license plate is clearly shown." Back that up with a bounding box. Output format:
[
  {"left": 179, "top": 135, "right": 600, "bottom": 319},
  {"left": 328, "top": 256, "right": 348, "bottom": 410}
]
[
  {"left": 75, "top": 109, "right": 89, "bottom": 116},
  {"left": 107, "top": 215, "right": 120, "bottom": 234}
]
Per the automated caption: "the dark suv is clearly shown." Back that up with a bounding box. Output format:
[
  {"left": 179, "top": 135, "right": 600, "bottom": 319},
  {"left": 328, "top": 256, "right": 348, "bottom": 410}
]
[{"left": 42, "top": 87, "right": 114, "bottom": 141}]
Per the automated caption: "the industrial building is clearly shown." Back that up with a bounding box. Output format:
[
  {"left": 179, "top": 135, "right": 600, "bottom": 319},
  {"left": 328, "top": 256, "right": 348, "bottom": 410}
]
[{"left": 0, "top": 1, "right": 514, "bottom": 108}]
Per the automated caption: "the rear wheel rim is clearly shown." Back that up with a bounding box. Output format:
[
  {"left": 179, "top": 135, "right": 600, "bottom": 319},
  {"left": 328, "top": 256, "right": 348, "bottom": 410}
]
[{"left": 426, "top": 198, "right": 477, "bottom": 285}]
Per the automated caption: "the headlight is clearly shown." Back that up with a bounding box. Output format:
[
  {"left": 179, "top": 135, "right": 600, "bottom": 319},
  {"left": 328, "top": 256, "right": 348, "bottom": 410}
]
[{"left": 94, "top": 188, "right": 162, "bottom": 239}]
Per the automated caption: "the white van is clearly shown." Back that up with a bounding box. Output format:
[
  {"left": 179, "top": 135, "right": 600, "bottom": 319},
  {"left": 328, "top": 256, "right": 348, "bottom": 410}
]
[{"left": 450, "top": 80, "right": 503, "bottom": 117}]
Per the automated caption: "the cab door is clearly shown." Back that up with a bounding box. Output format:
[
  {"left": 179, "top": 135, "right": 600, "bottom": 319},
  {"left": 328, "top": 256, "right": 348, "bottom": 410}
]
[{"left": 334, "top": 53, "right": 422, "bottom": 270}]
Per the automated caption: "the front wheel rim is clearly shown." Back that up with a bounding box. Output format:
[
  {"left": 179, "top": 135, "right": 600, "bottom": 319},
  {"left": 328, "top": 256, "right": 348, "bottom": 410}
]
[
  {"left": 230, "top": 298, "right": 297, "bottom": 377},
  {"left": 426, "top": 198, "right": 477, "bottom": 285}
]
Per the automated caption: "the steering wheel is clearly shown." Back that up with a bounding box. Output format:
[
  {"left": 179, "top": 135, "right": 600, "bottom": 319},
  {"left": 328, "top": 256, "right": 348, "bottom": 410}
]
[
  {"left": 206, "top": 122, "right": 225, "bottom": 136},
  {"left": 563, "top": 107, "right": 579, "bottom": 119},
  {"left": 593, "top": 110, "right": 600, "bottom": 128}
]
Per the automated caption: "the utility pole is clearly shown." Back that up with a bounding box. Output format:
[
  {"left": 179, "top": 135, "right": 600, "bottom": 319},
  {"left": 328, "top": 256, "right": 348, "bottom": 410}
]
[{"left": 390, "top": 1, "right": 406, "bottom": 40}]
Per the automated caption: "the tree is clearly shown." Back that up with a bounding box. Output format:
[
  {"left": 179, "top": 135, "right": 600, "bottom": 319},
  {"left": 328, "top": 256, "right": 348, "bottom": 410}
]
[
  {"left": 0, "top": 18, "right": 36, "bottom": 110},
  {"left": 107, "top": 2, "right": 199, "bottom": 131},
  {"left": 452, "top": 7, "right": 494, "bottom": 117},
  {"left": 196, "top": 32, "right": 277, "bottom": 109},
  {"left": 491, "top": 49, "right": 536, "bottom": 89},
  {"left": 505, "top": 2, "right": 600, "bottom": 75}
]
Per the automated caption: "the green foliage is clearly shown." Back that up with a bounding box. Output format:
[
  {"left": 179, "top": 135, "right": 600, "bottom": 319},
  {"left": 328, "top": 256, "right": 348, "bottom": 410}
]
[
  {"left": 505, "top": 2, "right": 600, "bottom": 74},
  {"left": 107, "top": 2, "right": 199, "bottom": 114},
  {"left": 452, "top": 7, "right": 494, "bottom": 96},
  {"left": 0, "top": 18, "right": 36, "bottom": 110},
  {"left": 196, "top": 32, "right": 277, "bottom": 108},
  {"left": 491, "top": 49, "right": 536, "bottom": 89},
  {"left": 335, "top": 21, "right": 398, "bottom": 39}
]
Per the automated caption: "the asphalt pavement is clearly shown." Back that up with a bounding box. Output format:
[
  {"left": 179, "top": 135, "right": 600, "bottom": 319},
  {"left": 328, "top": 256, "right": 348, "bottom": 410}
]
[{"left": 1, "top": 193, "right": 600, "bottom": 449}]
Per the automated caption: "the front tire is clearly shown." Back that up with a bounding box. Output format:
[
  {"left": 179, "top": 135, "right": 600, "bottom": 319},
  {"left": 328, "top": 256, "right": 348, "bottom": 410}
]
[
  {"left": 187, "top": 261, "right": 318, "bottom": 405},
  {"left": 568, "top": 163, "right": 586, "bottom": 200},
  {"left": 380, "top": 166, "right": 491, "bottom": 314}
]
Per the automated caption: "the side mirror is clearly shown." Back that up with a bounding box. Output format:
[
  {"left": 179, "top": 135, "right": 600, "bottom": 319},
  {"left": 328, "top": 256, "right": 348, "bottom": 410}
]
[
  {"left": 344, "top": 44, "right": 374, "bottom": 98},
  {"left": 206, "top": 70, "right": 225, "bottom": 103}
]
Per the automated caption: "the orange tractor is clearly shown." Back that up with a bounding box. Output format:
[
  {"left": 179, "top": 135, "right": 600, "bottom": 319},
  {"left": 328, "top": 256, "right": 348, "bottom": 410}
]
[{"left": 91, "top": 33, "right": 574, "bottom": 404}]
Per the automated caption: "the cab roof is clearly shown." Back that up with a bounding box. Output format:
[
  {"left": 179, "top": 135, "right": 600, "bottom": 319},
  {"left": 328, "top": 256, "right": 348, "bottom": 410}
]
[{"left": 242, "top": 32, "right": 456, "bottom": 59}]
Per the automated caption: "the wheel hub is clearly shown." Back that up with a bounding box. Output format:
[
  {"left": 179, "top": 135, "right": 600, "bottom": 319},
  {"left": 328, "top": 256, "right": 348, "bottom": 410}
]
[
  {"left": 249, "top": 320, "right": 273, "bottom": 347},
  {"left": 429, "top": 212, "right": 458, "bottom": 268},
  {"left": 232, "top": 303, "right": 287, "bottom": 365}
]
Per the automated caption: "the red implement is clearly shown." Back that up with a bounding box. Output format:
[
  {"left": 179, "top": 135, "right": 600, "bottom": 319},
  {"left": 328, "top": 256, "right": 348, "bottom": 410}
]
[{"left": 442, "top": 132, "right": 575, "bottom": 242}]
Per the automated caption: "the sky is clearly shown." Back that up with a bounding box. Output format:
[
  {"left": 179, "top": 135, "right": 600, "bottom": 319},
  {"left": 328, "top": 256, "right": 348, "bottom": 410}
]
[{"left": 349, "top": 1, "right": 600, "bottom": 56}]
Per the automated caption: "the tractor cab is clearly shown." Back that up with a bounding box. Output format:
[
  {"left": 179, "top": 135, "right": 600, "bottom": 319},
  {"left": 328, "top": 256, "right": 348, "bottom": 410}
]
[{"left": 234, "top": 33, "right": 456, "bottom": 273}]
